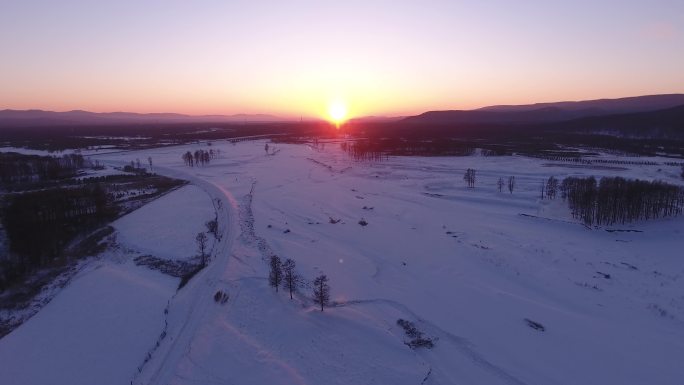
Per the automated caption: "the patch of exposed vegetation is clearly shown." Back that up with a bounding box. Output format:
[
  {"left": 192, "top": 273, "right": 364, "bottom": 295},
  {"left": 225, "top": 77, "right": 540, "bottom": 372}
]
[
  {"left": 177, "top": 266, "right": 204, "bottom": 290},
  {"left": 524, "top": 318, "right": 546, "bottom": 332},
  {"left": 397, "top": 319, "right": 435, "bottom": 349},
  {"left": 133, "top": 255, "right": 200, "bottom": 278},
  {"left": 214, "top": 290, "right": 229, "bottom": 304}
]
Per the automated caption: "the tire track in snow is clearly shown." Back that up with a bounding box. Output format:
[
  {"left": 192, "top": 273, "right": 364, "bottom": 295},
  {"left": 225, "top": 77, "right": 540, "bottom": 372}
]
[
  {"left": 98, "top": 162, "right": 240, "bottom": 385},
  {"left": 143, "top": 181, "right": 237, "bottom": 385}
]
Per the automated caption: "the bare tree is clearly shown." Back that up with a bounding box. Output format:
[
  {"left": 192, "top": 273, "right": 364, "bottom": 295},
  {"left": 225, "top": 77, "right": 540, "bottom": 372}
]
[
  {"left": 269, "top": 255, "right": 283, "bottom": 292},
  {"left": 196, "top": 232, "right": 208, "bottom": 265},
  {"left": 282, "top": 258, "right": 300, "bottom": 299},
  {"left": 497, "top": 177, "right": 504, "bottom": 192},
  {"left": 182, "top": 151, "right": 194, "bottom": 167},
  {"left": 313, "top": 274, "right": 330, "bottom": 311},
  {"left": 463, "top": 168, "right": 476, "bottom": 188},
  {"left": 148, "top": 156, "right": 153, "bottom": 172},
  {"left": 546, "top": 176, "right": 558, "bottom": 199},
  {"left": 183, "top": 150, "right": 217, "bottom": 167},
  {"left": 508, "top": 176, "right": 515, "bottom": 194}
]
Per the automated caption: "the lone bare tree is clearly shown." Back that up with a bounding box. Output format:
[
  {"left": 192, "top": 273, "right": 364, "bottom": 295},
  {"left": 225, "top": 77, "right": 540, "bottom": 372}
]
[
  {"left": 269, "top": 255, "right": 283, "bottom": 292},
  {"left": 313, "top": 274, "right": 330, "bottom": 311},
  {"left": 497, "top": 177, "right": 504, "bottom": 192},
  {"left": 196, "top": 232, "right": 208, "bottom": 265},
  {"left": 282, "top": 258, "right": 300, "bottom": 299},
  {"left": 508, "top": 176, "right": 515, "bottom": 194}
]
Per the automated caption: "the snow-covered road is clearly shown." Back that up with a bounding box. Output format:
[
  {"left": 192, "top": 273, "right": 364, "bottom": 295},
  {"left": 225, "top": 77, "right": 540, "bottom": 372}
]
[{"left": 128, "top": 165, "right": 240, "bottom": 385}]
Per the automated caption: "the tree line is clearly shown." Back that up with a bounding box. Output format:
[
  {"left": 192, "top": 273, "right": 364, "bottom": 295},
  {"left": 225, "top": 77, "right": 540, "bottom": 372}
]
[
  {"left": 0, "top": 152, "right": 86, "bottom": 184},
  {"left": 459, "top": 168, "right": 683, "bottom": 226},
  {"left": 526, "top": 153, "right": 661, "bottom": 166},
  {"left": 339, "top": 140, "right": 387, "bottom": 162},
  {"left": 1, "top": 184, "right": 115, "bottom": 289},
  {"left": 560, "top": 176, "right": 684, "bottom": 226},
  {"left": 0, "top": 170, "right": 184, "bottom": 291},
  {"left": 341, "top": 138, "right": 477, "bottom": 160}
]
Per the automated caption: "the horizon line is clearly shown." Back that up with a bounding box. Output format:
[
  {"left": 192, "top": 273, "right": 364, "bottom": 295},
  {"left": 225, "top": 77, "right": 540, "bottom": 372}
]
[{"left": 2, "top": 92, "right": 684, "bottom": 119}]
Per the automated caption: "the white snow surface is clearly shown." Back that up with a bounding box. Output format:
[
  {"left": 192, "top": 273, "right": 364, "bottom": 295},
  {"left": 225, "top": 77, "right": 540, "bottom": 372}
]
[
  {"left": 113, "top": 184, "right": 216, "bottom": 260},
  {"left": 1, "top": 140, "right": 683, "bottom": 385},
  {"left": 0, "top": 260, "right": 178, "bottom": 385}
]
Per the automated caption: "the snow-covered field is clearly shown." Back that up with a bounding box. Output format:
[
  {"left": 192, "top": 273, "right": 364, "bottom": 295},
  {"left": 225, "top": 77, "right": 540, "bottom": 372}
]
[
  {"left": 114, "top": 184, "right": 216, "bottom": 261},
  {"left": 1, "top": 140, "right": 683, "bottom": 385}
]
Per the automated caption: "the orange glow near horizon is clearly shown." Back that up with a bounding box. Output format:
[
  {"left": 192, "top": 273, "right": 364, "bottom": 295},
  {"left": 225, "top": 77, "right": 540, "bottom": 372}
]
[
  {"left": 1, "top": 2, "right": 682, "bottom": 118},
  {"left": 327, "top": 100, "right": 348, "bottom": 126}
]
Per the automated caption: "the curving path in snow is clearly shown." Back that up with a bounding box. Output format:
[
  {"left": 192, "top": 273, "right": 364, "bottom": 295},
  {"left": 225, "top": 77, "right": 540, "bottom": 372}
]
[{"left": 99, "top": 163, "right": 241, "bottom": 385}]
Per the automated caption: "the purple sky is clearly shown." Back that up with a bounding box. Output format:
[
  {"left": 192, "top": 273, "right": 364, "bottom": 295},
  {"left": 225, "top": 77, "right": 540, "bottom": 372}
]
[{"left": 1, "top": 0, "right": 682, "bottom": 118}]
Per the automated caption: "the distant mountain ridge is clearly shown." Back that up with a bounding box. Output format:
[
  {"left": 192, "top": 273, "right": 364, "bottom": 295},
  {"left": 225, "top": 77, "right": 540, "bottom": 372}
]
[
  {"left": 478, "top": 94, "right": 684, "bottom": 113},
  {"left": 554, "top": 104, "right": 684, "bottom": 139},
  {"left": 403, "top": 94, "right": 684, "bottom": 125},
  {"left": 0, "top": 109, "right": 284, "bottom": 127},
  {"left": 2, "top": 94, "right": 683, "bottom": 130}
]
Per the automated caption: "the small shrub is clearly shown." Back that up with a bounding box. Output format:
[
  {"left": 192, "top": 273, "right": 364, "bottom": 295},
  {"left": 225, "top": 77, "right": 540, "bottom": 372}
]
[
  {"left": 397, "top": 318, "right": 434, "bottom": 349},
  {"left": 524, "top": 318, "right": 545, "bottom": 331},
  {"left": 206, "top": 219, "right": 218, "bottom": 238},
  {"left": 214, "top": 290, "right": 229, "bottom": 304},
  {"left": 408, "top": 337, "right": 434, "bottom": 349},
  {"left": 358, "top": 219, "right": 368, "bottom": 226}
]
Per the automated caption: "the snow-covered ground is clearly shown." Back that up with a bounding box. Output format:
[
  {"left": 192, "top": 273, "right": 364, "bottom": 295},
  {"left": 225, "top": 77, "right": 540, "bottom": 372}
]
[
  {"left": 0, "top": 261, "right": 177, "bottom": 385},
  {"left": 114, "top": 184, "right": 216, "bottom": 261},
  {"left": 0, "top": 183, "right": 218, "bottom": 385},
  {"left": 1, "top": 140, "right": 683, "bottom": 385}
]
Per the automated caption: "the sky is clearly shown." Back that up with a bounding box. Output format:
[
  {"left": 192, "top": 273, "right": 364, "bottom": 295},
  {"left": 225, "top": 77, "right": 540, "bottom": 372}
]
[{"left": 1, "top": 0, "right": 683, "bottom": 119}]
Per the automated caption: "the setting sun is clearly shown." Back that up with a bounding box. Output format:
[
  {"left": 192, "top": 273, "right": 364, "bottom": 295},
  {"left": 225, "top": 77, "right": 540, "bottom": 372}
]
[{"left": 328, "top": 100, "right": 348, "bottom": 125}]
